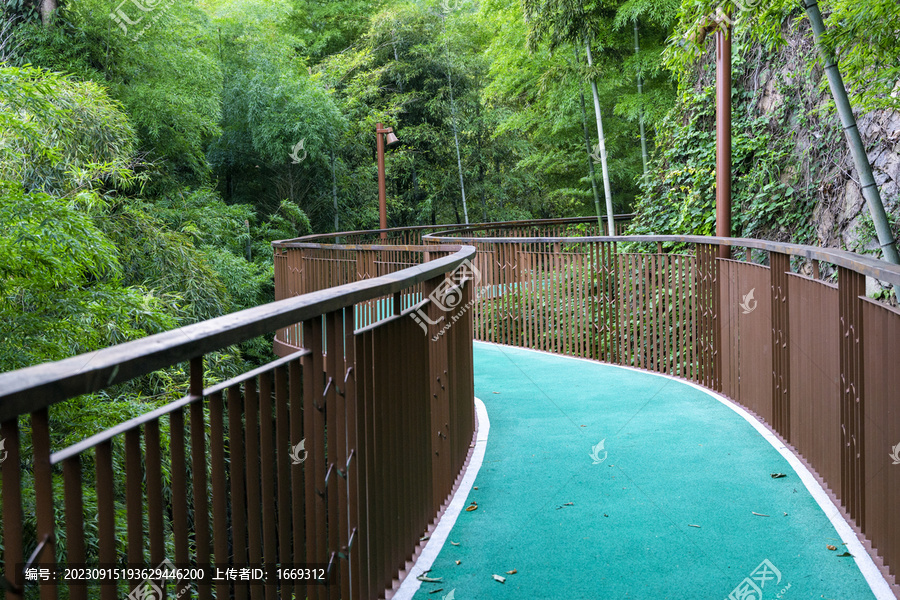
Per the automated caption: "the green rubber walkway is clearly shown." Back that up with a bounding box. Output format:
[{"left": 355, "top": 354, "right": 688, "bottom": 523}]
[{"left": 400, "top": 342, "right": 890, "bottom": 600}]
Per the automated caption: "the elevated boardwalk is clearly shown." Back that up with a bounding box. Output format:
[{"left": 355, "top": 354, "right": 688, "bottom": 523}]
[
  {"left": 2, "top": 217, "right": 899, "bottom": 600},
  {"left": 399, "top": 343, "right": 892, "bottom": 599}
]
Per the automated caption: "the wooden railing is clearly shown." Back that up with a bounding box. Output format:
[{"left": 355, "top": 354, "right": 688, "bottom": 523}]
[
  {"left": 420, "top": 227, "right": 900, "bottom": 583},
  {"left": 0, "top": 245, "right": 477, "bottom": 600},
  {"left": 281, "top": 214, "right": 634, "bottom": 247},
  {"left": 274, "top": 223, "right": 900, "bottom": 585}
]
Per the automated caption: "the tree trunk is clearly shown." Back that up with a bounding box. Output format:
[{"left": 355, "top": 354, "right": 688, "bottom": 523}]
[
  {"left": 330, "top": 149, "right": 339, "bottom": 232},
  {"left": 40, "top": 0, "right": 57, "bottom": 25},
  {"left": 634, "top": 22, "right": 648, "bottom": 176},
  {"left": 476, "top": 101, "right": 488, "bottom": 222},
  {"left": 443, "top": 13, "right": 469, "bottom": 224},
  {"left": 575, "top": 47, "right": 603, "bottom": 229},
  {"left": 584, "top": 40, "right": 615, "bottom": 236},
  {"left": 803, "top": 0, "right": 898, "bottom": 264}
]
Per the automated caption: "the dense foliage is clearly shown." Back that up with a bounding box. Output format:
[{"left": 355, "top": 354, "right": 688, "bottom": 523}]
[
  {"left": 0, "top": 0, "right": 894, "bottom": 411},
  {"left": 0, "top": 0, "right": 895, "bottom": 395},
  {"left": 1, "top": 0, "right": 898, "bottom": 584}
]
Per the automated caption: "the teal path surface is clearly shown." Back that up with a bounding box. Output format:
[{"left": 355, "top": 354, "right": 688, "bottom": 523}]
[{"left": 409, "top": 342, "right": 881, "bottom": 600}]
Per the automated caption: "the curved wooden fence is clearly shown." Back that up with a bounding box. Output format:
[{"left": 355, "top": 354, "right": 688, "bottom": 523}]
[
  {"left": 278, "top": 214, "right": 634, "bottom": 247},
  {"left": 273, "top": 221, "right": 900, "bottom": 586},
  {"left": 421, "top": 226, "right": 900, "bottom": 583},
  {"left": 0, "top": 245, "right": 476, "bottom": 600}
]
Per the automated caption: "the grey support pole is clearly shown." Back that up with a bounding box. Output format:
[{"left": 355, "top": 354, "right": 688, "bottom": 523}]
[{"left": 803, "top": 0, "right": 899, "bottom": 265}]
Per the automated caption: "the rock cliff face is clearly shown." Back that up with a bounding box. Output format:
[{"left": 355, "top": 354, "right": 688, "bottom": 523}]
[
  {"left": 696, "top": 18, "right": 900, "bottom": 255},
  {"left": 814, "top": 108, "right": 900, "bottom": 253}
]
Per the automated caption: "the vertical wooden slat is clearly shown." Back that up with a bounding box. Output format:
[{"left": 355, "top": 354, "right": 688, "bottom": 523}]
[
  {"left": 308, "top": 317, "right": 329, "bottom": 596},
  {"left": 550, "top": 244, "right": 558, "bottom": 355},
  {"left": 658, "top": 252, "right": 674, "bottom": 374},
  {"left": 209, "top": 391, "right": 230, "bottom": 600},
  {"left": 771, "top": 252, "right": 792, "bottom": 438},
  {"left": 275, "top": 365, "right": 292, "bottom": 580},
  {"left": 712, "top": 247, "right": 722, "bottom": 391},
  {"left": 373, "top": 326, "right": 389, "bottom": 588},
  {"left": 301, "top": 321, "right": 322, "bottom": 600},
  {"left": 289, "top": 358, "right": 306, "bottom": 600},
  {"left": 144, "top": 419, "right": 164, "bottom": 596},
  {"left": 63, "top": 455, "right": 86, "bottom": 600},
  {"left": 228, "top": 385, "right": 248, "bottom": 600},
  {"left": 170, "top": 407, "right": 190, "bottom": 599},
  {"left": 386, "top": 320, "right": 402, "bottom": 578},
  {"left": 345, "top": 306, "right": 366, "bottom": 600},
  {"left": 360, "top": 328, "right": 379, "bottom": 599},
  {"left": 258, "top": 371, "right": 278, "bottom": 600},
  {"left": 244, "top": 378, "right": 263, "bottom": 600},
  {"left": 627, "top": 254, "right": 634, "bottom": 368},
  {"left": 328, "top": 310, "right": 350, "bottom": 600},
  {"left": 839, "top": 267, "right": 866, "bottom": 526},
  {"left": 190, "top": 397, "right": 211, "bottom": 600},
  {"left": 124, "top": 427, "right": 144, "bottom": 590},
  {"left": 145, "top": 420, "right": 164, "bottom": 559},
  {"left": 95, "top": 441, "right": 117, "bottom": 600},
  {"left": 2, "top": 418, "right": 24, "bottom": 600},
  {"left": 31, "top": 409, "right": 56, "bottom": 600}
]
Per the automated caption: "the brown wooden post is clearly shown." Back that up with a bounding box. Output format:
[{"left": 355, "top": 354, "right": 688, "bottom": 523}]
[
  {"left": 1, "top": 418, "right": 24, "bottom": 599},
  {"left": 715, "top": 24, "right": 732, "bottom": 259},
  {"left": 770, "top": 252, "right": 791, "bottom": 439},
  {"left": 838, "top": 267, "right": 866, "bottom": 527}
]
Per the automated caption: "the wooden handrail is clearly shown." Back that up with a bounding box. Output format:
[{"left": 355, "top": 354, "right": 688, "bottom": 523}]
[
  {"left": 424, "top": 231, "right": 900, "bottom": 287},
  {"left": 0, "top": 245, "right": 475, "bottom": 420}
]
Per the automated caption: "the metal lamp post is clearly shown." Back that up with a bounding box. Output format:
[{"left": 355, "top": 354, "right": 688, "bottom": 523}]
[
  {"left": 376, "top": 123, "right": 400, "bottom": 240},
  {"left": 692, "top": 11, "right": 733, "bottom": 259},
  {"left": 715, "top": 19, "right": 732, "bottom": 259}
]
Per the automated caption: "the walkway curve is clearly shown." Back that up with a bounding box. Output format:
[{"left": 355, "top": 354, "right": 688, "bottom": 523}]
[{"left": 398, "top": 342, "right": 894, "bottom": 600}]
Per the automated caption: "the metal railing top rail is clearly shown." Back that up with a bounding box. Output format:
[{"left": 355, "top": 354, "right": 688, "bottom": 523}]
[
  {"left": 273, "top": 214, "right": 635, "bottom": 245},
  {"left": 423, "top": 230, "right": 900, "bottom": 288},
  {"left": 49, "top": 349, "right": 310, "bottom": 467},
  {"left": 273, "top": 242, "right": 466, "bottom": 252},
  {"left": 0, "top": 244, "right": 475, "bottom": 421}
]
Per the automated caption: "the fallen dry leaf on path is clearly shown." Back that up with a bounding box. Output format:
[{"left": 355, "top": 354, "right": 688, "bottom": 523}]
[
  {"left": 506, "top": 569, "right": 517, "bottom": 575},
  {"left": 827, "top": 545, "right": 837, "bottom": 551}
]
